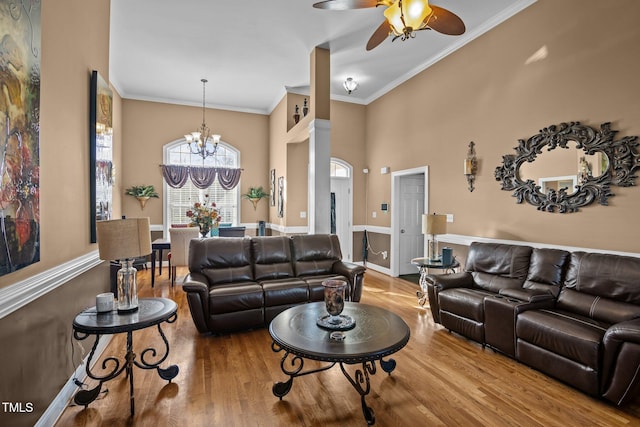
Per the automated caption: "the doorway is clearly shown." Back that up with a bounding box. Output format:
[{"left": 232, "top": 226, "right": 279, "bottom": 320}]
[
  {"left": 391, "top": 167, "right": 429, "bottom": 276},
  {"left": 330, "top": 159, "right": 353, "bottom": 261}
]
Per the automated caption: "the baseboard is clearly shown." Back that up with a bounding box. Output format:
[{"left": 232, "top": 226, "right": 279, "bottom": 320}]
[
  {"left": 36, "top": 335, "right": 112, "bottom": 427},
  {"left": 355, "top": 261, "right": 391, "bottom": 276}
]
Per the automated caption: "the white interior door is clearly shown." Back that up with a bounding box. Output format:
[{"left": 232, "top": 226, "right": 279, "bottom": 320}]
[
  {"left": 398, "top": 174, "right": 425, "bottom": 275},
  {"left": 330, "top": 177, "right": 352, "bottom": 261}
]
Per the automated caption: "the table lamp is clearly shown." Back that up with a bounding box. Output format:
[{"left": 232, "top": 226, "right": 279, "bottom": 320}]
[
  {"left": 97, "top": 218, "right": 152, "bottom": 313},
  {"left": 422, "top": 213, "right": 447, "bottom": 262}
]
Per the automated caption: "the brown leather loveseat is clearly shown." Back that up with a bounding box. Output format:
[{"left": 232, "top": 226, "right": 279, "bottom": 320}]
[
  {"left": 183, "top": 234, "right": 365, "bottom": 334},
  {"left": 426, "top": 241, "right": 640, "bottom": 405}
]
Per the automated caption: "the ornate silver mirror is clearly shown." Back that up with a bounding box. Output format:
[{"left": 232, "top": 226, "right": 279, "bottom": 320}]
[{"left": 495, "top": 122, "right": 639, "bottom": 213}]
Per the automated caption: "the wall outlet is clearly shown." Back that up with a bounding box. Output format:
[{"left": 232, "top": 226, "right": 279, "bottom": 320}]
[
  {"left": 372, "top": 211, "right": 377, "bottom": 218},
  {"left": 300, "top": 211, "right": 307, "bottom": 218},
  {"left": 447, "top": 214, "right": 454, "bottom": 223},
  {"left": 382, "top": 251, "right": 388, "bottom": 259}
]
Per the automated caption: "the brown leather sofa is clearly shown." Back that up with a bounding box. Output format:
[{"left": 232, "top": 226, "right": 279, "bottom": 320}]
[
  {"left": 426, "top": 241, "right": 640, "bottom": 405},
  {"left": 182, "top": 234, "right": 365, "bottom": 334}
]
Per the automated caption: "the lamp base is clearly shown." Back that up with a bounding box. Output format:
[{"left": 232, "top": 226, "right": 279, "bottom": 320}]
[
  {"left": 116, "top": 259, "right": 139, "bottom": 314},
  {"left": 428, "top": 238, "right": 441, "bottom": 263}
]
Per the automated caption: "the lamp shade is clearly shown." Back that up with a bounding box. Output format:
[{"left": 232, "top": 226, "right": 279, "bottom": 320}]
[
  {"left": 97, "top": 218, "right": 152, "bottom": 261},
  {"left": 422, "top": 214, "right": 447, "bottom": 235}
]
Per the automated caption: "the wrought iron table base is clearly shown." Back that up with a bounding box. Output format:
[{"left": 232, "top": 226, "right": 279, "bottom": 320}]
[
  {"left": 271, "top": 342, "right": 397, "bottom": 425},
  {"left": 416, "top": 265, "right": 431, "bottom": 307},
  {"left": 73, "top": 320, "right": 179, "bottom": 416}
]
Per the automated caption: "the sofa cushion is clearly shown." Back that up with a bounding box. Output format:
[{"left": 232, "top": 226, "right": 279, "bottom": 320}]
[
  {"left": 439, "top": 288, "right": 495, "bottom": 322},
  {"left": 465, "top": 242, "right": 532, "bottom": 292},
  {"left": 556, "top": 288, "right": 640, "bottom": 325},
  {"left": 252, "top": 236, "right": 295, "bottom": 280},
  {"left": 523, "top": 248, "right": 570, "bottom": 297},
  {"left": 292, "top": 234, "right": 342, "bottom": 277},
  {"left": 190, "top": 237, "right": 254, "bottom": 285},
  {"left": 261, "top": 278, "right": 309, "bottom": 306},
  {"left": 208, "top": 282, "right": 264, "bottom": 314},
  {"left": 300, "top": 274, "right": 349, "bottom": 301},
  {"left": 517, "top": 309, "right": 607, "bottom": 369},
  {"left": 565, "top": 252, "right": 640, "bottom": 304}
]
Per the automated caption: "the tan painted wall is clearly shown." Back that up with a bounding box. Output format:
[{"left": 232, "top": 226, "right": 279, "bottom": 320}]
[
  {"left": 0, "top": 1, "right": 113, "bottom": 423},
  {"left": 269, "top": 94, "right": 367, "bottom": 231},
  {"left": 120, "top": 100, "right": 270, "bottom": 226},
  {"left": 0, "top": 0, "right": 112, "bottom": 290},
  {"left": 365, "top": 0, "right": 640, "bottom": 254}
]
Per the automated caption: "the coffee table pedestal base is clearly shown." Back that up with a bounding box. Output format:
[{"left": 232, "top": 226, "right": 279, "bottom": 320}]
[{"left": 271, "top": 342, "right": 397, "bottom": 425}]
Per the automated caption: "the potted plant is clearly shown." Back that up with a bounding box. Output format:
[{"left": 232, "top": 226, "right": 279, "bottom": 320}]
[
  {"left": 242, "top": 186, "right": 269, "bottom": 210},
  {"left": 125, "top": 185, "right": 159, "bottom": 210}
]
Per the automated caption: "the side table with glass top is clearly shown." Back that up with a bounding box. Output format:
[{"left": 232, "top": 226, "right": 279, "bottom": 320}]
[
  {"left": 72, "top": 297, "right": 179, "bottom": 416},
  {"left": 410, "top": 257, "right": 460, "bottom": 306}
]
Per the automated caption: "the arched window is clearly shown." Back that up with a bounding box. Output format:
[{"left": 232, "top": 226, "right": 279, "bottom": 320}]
[
  {"left": 163, "top": 140, "right": 240, "bottom": 234},
  {"left": 330, "top": 159, "right": 350, "bottom": 178}
]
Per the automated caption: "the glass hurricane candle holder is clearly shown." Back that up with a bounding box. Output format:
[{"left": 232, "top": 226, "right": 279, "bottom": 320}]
[{"left": 323, "top": 279, "right": 347, "bottom": 324}]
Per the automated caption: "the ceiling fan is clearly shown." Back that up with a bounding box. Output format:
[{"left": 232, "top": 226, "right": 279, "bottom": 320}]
[{"left": 313, "top": 0, "right": 466, "bottom": 51}]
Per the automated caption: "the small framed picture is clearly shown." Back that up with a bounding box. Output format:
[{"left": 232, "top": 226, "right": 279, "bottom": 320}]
[
  {"left": 270, "top": 169, "right": 276, "bottom": 206},
  {"left": 277, "top": 176, "right": 284, "bottom": 218}
]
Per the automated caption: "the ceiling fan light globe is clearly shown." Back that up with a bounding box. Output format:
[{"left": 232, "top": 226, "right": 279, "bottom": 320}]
[
  {"left": 343, "top": 77, "right": 359, "bottom": 94},
  {"left": 384, "top": 0, "right": 431, "bottom": 37}
]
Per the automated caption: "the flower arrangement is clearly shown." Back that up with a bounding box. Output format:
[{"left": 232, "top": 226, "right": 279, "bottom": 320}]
[{"left": 186, "top": 194, "right": 221, "bottom": 236}]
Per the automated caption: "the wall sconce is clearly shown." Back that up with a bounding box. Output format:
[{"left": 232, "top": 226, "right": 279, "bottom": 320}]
[{"left": 464, "top": 141, "right": 477, "bottom": 192}]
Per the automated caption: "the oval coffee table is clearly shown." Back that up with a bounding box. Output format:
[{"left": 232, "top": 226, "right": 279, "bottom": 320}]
[{"left": 269, "top": 302, "right": 410, "bottom": 425}]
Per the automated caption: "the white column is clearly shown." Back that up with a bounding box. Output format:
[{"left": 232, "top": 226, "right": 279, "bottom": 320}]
[{"left": 308, "top": 119, "right": 331, "bottom": 234}]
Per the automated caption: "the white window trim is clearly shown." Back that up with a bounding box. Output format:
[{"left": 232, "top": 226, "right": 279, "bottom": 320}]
[{"left": 162, "top": 138, "right": 242, "bottom": 238}]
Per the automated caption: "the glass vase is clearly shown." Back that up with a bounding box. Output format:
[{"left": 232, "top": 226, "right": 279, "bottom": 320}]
[{"left": 322, "top": 279, "right": 347, "bottom": 324}]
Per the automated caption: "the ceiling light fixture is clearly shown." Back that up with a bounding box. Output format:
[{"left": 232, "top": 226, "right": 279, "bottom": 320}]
[
  {"left": 184, "top": 78, "right": 221, "bottom": 160},
  {"left": 343, "top": 77, "right": 359, "bottom": 94},
  {"left": 384, "top": 0, "right": 434, "bottom": 41}
]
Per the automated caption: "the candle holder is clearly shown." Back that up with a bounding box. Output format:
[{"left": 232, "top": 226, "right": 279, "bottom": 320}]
[{"left": 316, "top": 279, "right": 355, "bottom": 331}]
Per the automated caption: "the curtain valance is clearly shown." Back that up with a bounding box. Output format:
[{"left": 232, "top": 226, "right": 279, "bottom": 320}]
[{"left": 161, "top": 165, "right": 242, "bottom": 190}]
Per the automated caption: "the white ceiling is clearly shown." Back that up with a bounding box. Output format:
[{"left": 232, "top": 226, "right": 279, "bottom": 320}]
[{"left": 109, "top": 0, "right": 535, "bottom": 115}]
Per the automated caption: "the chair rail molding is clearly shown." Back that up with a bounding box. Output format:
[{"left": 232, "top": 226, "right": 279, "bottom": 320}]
[
  {"left": 439, "top": 234, "right": 640, "bottom": 259},
  {"left": 0, "top": 251, "right": 102, "bottom": 319}
]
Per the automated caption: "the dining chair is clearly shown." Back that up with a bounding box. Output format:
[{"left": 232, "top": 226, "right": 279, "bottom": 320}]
[{"left": 168, "top": 227, "right": 200, "bottom": 286}]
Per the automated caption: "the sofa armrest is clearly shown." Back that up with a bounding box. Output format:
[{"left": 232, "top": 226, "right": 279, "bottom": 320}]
[
  {"left": 425, "top": 271, "right": 473, "bottom": 291},
  {"left": 498, "top": 288, "right": 555, "bottom": 303},
  {"left": 422, "top": 272, "right": 473, "bottom": 324},
  {"left": 182, "top": 272, "right": 211, "bottom": 333},
  {"left": 604, "top": 319, "right": 640, "bottom": 345},
  {"left": 602, "top": 318, "right": 640, "bottom": 404},
  {"left": 332, "top": 261, "right": 366, "bottom": 302}
]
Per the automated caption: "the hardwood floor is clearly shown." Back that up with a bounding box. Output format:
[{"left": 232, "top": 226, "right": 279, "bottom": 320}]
[{"left": 56, "top": 268, "right": 640, "bottom": 426}]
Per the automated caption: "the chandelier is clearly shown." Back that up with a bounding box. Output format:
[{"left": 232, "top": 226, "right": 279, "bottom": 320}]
[{"left": 184, "top": 78, "right": 221, "bottom": 160}]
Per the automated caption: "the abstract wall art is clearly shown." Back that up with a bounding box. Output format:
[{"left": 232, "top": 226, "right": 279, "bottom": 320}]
[{"left": 0, "top": 0, "right": 41, "bottom": 276}]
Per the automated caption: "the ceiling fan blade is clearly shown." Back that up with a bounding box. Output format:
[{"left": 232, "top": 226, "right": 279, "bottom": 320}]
[
  {"left": 313, "top": 0, "right": 380, "bottom": 10},
  {"left": 427, "top": 5, "right": 466, "bottom": 36},
  {"left": 366, "top": 20, "right": 390, "bottom": 51}
]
